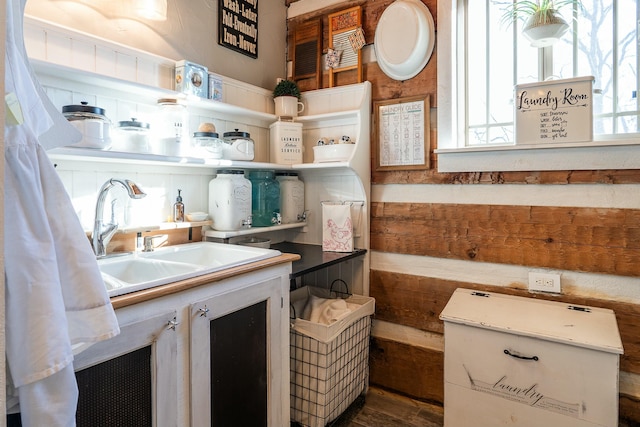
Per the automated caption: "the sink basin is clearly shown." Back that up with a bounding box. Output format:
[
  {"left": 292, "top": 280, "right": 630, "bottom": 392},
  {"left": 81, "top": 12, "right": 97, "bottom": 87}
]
[
  {"left": 99, "top": 242, "right": 281, "bottom": 297},
  {"left": 144, "top": 242, "right": 277, "bottom": 267}
]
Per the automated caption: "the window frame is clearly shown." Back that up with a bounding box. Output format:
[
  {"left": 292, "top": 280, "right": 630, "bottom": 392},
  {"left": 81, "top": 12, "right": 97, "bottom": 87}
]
[{"left": 436, "top": 0, "right": 640, "bottom": 172}]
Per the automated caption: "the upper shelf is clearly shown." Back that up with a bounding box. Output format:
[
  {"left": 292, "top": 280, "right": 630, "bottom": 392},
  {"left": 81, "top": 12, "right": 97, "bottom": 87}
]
[{"left": 31, "top": 59, "right": 278, "bottom": 125}]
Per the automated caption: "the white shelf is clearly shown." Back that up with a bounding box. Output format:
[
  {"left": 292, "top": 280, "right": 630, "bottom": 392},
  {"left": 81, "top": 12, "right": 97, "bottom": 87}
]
[
  {"left": 84, "top": 220, "right": 213, "bottom": 236},
  {"left": 32, "top": 59, "right": 277, "bottom": 125},
  {"left": 49, "top": 147, "right": 358, "bottom": 172},
  {"left": 293, "top": 161, "right": 351, "bottom": 171},
  {"left": 48, "top": 147, "right": 285, "bottom": 169},
  {"left": 295, "top": 110, "right": 359, "bottom": 126},
  {"left": 204, "top": 222, "right": 307, "bottom": 239}
]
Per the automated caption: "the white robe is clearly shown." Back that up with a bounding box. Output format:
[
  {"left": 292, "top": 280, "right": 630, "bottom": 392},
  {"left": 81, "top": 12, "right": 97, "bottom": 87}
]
[{"left": 5, "top": 0, "right": 120, "bottom": 424}]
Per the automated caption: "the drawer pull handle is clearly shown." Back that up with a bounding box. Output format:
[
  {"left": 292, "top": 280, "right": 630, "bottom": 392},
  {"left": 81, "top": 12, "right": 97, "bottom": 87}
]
[
  {"left": 471, "top": 291, "right": 490, "bottom": 298},
  {"left": 504, "top": 349, "right": 539, "bottom": 361},
  {"left": 568, "top": 305, "right": 591, "bottom": 312}
]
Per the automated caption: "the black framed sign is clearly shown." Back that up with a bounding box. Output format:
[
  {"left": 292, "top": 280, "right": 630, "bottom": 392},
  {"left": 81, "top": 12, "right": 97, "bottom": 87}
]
[{"left": 218, "top": 0, "right": 258, "bottom": 58}]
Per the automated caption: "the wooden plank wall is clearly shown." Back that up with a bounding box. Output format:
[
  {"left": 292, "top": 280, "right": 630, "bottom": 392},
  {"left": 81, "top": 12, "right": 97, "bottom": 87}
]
[
  {"left": 371, "top": 203, "right": 640, "bottom": 277},
  {"left": 287, "top": 0, "right": 640, "bottom": 424}
]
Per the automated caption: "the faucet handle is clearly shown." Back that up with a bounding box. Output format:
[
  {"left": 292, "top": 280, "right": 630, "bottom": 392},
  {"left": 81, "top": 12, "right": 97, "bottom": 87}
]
[
  {"left": 143, "top": 236, "right": 155, "bottom": 252},
  {"left": 142, "top": 235, "right": 166, "bottom": 252}
]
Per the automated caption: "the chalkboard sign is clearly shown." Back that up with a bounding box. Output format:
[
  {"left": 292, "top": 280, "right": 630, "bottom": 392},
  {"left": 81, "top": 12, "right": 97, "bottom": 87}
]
[
  {"left": 515, "top": 76, "right": 594, "bottom": 145},
  {"left": 218, "top": 0, "right": 258, "bottom": 58}
]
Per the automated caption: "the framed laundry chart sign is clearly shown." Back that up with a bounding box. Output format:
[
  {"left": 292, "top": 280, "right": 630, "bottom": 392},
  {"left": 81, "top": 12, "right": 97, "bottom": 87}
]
[
  {"left": 218, "top": 0, "right": 258, "bottom": 58},
  {"left": 374, "top": 95, "right": 430, "bottom": 171}
]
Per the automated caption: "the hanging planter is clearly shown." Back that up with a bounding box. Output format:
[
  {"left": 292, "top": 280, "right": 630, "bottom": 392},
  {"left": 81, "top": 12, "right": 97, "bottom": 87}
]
[
  {"left": 522, "top": 8, "right": 569, "bottom": 47},
  {"left": 500, "top": 0, "right": 581, "bottom": 48}
]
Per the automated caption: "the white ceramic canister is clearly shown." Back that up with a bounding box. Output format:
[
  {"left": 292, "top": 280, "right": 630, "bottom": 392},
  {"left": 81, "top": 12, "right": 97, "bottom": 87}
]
[
  {"left": 275, "top": 172, "right": 304, "bottom": 224},
  {"left": 208, "top": 169, "right": 252, "bottom": 231},
  {"left": 222, "top": 129, "right": 255, "bottom": 161},
  {"left": 269, "top": 121, "right": 303, "bottom": 164}
]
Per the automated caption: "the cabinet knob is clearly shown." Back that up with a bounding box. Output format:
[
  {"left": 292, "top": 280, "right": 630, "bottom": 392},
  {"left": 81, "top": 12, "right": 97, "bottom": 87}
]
[
  {"left": 167, "top": 316, "right": 179, "bottom": 331},
  {"left": 198, "top": 306, "right": 210, "bottom": 318}
]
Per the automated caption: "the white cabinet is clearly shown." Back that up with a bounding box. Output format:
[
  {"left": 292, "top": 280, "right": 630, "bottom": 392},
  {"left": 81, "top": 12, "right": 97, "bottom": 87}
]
[
  {"left": 73, "top": 310, "right": 178, "bottom": 426},
  {"left": 75, "top": 262, "right": 291, "bottom": 427},
  {"left": 190, "top": 276, "right": 288, "bottom": 426},
  {"left": 440, "top": 288, "right": 624, "bottom": 427}
]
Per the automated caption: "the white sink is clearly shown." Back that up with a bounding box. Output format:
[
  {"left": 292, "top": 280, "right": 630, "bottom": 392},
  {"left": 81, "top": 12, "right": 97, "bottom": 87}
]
[
  {"left": 143, "top": 242, "right": 278, "bottom": 267},
  {"left": 99, "top": 242, "right": 281, "bottom": 297}
]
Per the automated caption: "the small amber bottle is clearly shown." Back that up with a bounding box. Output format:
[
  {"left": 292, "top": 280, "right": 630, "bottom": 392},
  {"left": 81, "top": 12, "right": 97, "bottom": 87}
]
[{"left": 173, "top": 189, "right": 185, "bottom": 222}]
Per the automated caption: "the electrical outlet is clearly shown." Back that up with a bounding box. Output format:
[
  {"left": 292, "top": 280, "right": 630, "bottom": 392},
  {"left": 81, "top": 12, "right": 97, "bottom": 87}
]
[{"left": 528, "top": 272, "right": 561, "bottom": 293}]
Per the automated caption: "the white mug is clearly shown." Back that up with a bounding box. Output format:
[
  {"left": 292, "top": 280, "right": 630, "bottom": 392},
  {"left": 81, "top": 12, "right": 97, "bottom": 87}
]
[{"left": 274, "top": 96, "right": 304, "bottom": 118}]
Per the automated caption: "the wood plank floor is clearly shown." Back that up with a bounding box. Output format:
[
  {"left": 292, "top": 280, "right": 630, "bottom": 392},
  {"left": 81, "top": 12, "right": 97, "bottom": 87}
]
[
  {"left": 330, "top": 386, "right": 444, "bottom": 427},
  {"left": 327, "top": 386, "right": 635, "bottom": 427}
]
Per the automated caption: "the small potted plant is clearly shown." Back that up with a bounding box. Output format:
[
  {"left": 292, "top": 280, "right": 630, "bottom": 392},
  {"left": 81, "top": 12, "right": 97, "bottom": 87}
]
[
  {"left": 499, "top": 0, "right": 581, "bottom": 47},
  {"left": 273, "top": 79, "right": 304, "bottom": 119}
]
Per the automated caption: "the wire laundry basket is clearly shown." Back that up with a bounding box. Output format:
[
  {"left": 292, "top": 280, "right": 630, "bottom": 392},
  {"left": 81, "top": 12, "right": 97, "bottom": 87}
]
[{"left": 289, "top": 280, "right": 375, "bottom": 427}]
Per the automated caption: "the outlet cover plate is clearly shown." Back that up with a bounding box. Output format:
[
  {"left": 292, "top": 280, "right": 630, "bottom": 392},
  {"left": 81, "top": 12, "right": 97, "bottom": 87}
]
[{"left": 528, "top": 272, "right": 561, "bottom": 293}]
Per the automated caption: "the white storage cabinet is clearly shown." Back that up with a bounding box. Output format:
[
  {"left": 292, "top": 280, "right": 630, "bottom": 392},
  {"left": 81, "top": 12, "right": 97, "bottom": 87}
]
[{"left": 440, "top": 288, "right": 623, "bottom": 427}]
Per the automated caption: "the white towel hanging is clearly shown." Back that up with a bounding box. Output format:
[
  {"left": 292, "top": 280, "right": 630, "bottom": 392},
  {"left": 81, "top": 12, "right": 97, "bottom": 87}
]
[{"left": 322, "top": 202, "right": 354, "bottom": 252}]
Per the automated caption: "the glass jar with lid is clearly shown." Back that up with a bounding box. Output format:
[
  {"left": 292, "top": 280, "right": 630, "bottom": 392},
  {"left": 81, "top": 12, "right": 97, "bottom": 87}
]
[
  {"left": 154, "top": 98, "right": 190, "bottom": 156},
  {"left": 275, "top": 172, "right": 304, "bottom": 224},
  {"left": 113, "top": 118, "right": 151, "bottom": 153},
  {"left": 62, "top": 101, "right": 112, "bottom": 149},
  {"left": 192, "top": 131, "right": 223, "bottom": 159},
  {"left": 248, "top": 170, "right": 280, "bottom": 227},
  {"left": 222, "top": 129, "right": 255, "bottom": 160}
]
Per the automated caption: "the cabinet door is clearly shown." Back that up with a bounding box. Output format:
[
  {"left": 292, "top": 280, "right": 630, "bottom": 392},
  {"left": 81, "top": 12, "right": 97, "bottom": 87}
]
[
  {"left": 73, "top": 310, "right": 178, "bottom": 427},
  {"left": 190, "top": 277, "right": 288, "bottom": 427},
  {"left": 211, "top": 299, "right": 267, "bottom": 426}
]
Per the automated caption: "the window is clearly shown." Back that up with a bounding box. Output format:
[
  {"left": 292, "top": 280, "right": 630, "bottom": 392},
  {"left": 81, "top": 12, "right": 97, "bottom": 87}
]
[
  {"left": 437, "top": 0, "right": 640, "bottom": 172},
  {"left": 467, "top": 0, "right": 638, "bottom": 145}
]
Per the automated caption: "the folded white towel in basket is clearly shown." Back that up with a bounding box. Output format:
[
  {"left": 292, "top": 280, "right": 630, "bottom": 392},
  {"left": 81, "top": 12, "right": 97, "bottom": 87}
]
[{"left": 303, "top": 295, "right": 353, "bottom": 325}]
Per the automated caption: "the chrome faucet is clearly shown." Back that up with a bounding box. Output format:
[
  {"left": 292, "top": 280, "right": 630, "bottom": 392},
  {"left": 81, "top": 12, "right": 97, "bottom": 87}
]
[{"left": 92, "top": 178, "right": 146, "bottom": 257}]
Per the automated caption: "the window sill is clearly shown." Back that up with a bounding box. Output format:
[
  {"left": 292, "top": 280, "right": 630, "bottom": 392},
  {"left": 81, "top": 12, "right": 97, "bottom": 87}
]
[{"left": 435, "top": 138, "right": 640, "bottom": 172}]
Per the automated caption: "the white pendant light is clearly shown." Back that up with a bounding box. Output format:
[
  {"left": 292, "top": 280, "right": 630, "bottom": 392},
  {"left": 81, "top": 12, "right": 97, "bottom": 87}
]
[{"left": 134, "top": 0, "right": 167, "bottom": 21}]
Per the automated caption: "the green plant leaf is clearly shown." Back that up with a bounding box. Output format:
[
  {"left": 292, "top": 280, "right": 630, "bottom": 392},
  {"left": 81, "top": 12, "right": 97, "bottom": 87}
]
[
  {"left": 273, "top": 79, "right": 301, "bottom": 100},
  {"left": 497, "top": 0, "right": 582, "bottom": 27}
]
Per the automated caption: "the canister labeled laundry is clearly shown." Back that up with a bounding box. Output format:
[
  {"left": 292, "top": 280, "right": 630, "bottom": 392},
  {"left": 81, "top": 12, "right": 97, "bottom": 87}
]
[
  {"left": 208, "top": 170, "right": 252, "bottom": 231},
  {"left": 275, "top": 172, "right": 304, "bottom": 224},
  {"left": 269, "top": 121, "right": 303, "bottom": 164}
]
